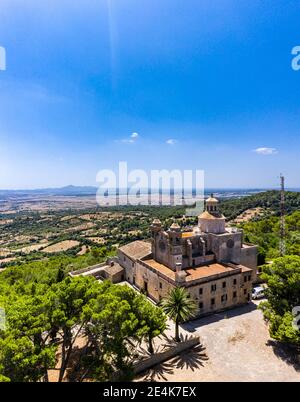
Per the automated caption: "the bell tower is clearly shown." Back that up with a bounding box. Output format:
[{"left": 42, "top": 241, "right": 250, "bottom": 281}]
[
  {"left": 206, "top": 194, "right": 219, "bottom": 216},
  {"left": 198, "top": 194, "right": 226, "bottom": 234},
  {"left": 151, "top": 219, "right": 162, "bottom": 260},
  {"left": 168, "top": 222, "right": 183, "bottom": 271}
]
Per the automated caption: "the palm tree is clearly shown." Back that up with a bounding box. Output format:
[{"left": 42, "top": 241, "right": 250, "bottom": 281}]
[{"left": 160, "top": 287, "right": 198, "bottom": 342}]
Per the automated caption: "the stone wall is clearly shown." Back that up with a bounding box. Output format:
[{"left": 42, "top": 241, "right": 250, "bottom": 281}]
[
  {"left": 210, "top": 232, "right": 243, "bottom": 264},
  {"left": 186, "top": 271, "right": 252, "bottom": 315},
  {"left": 118, "top": 249, "right": 135, "bottom": 282},
  {"left": 133, "top": 336, "right": 201, "bottom": 375},
  {"left": 199, "top": 218, "right": 225, "bottom": 234},
  {"left": 134, "top": 259, "right": 252, "bottom": 316},
  {"left": 241, "top": 245, "right": 258, "bottom": 281},
  {"left": 134, "top": 260, "right": 174, "bottom": 302},
  {"left": 69, "top": 262, "right": 107, "bottom": 276}
]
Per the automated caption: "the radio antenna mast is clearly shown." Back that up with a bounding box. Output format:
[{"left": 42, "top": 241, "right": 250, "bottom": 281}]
[{"left": 279, "top": 174, "right": 286, "bottom": 256}]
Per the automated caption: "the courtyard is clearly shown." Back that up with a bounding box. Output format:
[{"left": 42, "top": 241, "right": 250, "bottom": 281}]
[{"left": 137, "top": 302, "right": 300, "bottom": 382}]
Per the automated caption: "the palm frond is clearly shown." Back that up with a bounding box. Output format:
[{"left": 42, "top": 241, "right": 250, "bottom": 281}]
[{"left": 161, "top": 287, "right": 198, "bottom": 323}]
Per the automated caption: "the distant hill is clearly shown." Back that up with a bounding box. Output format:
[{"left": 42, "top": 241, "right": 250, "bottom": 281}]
[
  {"left": 0, "top": 186, "right": 266, "bottom": 199},
  {"left": 0, "top": 185, "right": 98, "bottom": 198},
  {"left": 219, "top": 190, "right": 300, "bottom": 220}
]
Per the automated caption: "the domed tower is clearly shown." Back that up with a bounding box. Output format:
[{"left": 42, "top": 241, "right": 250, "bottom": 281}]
[
  {"left": 150, "top": 218, "right": 162, "bottom": 234},
  {"left": 168, "top": 222, "right": 182, "bottom": 248},
  {"left": 206, "top": 194, "right": 219, "bottom": 215},
  {"left": 198, "top": 194, "right": 226, "bottom": 234}
]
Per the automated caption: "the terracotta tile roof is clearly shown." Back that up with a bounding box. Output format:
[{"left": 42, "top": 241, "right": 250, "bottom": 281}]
[
  {"left": 241, "top": 266, "right": 253, "bottom": 273},
  {"left": 198, "top": 211, "right": 216, "bottom": 220},
  {"left": 104, "top": 262, "right": 124, "bottom": 275},
  {"left": 143, "top": 259, "right": 176, "bottom": 281},
  {"left": 198, "top": 211, "right": 226, "bottom": 220},
  {"left": 185, "top": 263, "right": 237, "bottom": 281},
  {"left": 143, "top": 259, "right": 243, "bottom": 283},
  {"left": 206, "top": 196, "right": 218, "bottom": 203},
  {"left": 119, "top": 240, "right": 152, "bottom": 260}
]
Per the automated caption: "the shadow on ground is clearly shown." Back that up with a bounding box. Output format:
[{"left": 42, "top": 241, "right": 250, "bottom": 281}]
[
  {"left": 266, "top": 340, "right": 300, "bottom": 372},
  {"left": 137, "top": 360, "right": 175, "bottom": 382},
  {"left": 136, "top": 342, "right": 208, "bottom": 382},
  {"left": 169, "top": 344, "right": 208, "bottom": 372},
  {"left": 65, "top": 345, "right": 94, "bottom": 382}
]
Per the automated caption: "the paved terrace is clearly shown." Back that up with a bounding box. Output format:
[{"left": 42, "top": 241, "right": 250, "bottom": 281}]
[{"left": 137, "top": 301, "right": 300, "bottom": 382}]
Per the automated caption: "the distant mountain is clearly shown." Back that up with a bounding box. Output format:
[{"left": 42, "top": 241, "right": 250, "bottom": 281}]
[
  {"left": 44, "top": 185, "right": 98, "bottom": 196},
  {"left": 0, "top": 185, "right": 98, "bottom": 197}
]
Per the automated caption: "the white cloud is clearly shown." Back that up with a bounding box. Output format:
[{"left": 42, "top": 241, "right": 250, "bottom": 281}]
[
  {"left": 253, "top": 147, "right": 278, "bottom": 155},
  {"left": 166, "top": 139, "right": 177, "bottom": 145},
  {"left": 117, "top": 132, "right": 139, "bottom": 144}
]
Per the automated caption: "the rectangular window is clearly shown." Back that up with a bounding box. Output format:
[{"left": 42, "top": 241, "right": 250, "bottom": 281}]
[
  {"left": 244, "top": 276, "right": 247, "bottom": 283},
  {"left": 199, "top": 288, "right": 203, "bottom": 295},
  {"left": 199, "top": 302, "right": 203, "bottom": 309},
  {"left": 222, "top": 281, "right": 226, "bottom": 288},
  {"left": 159, "top": 282, "right": 162, "bottom": 289},
  {"left": 233, "top": 278, "right": 237, "bottom": 285},
  {"left": 211, "top": 298, "right": 215, "bottom": 306},
  {"left": 248, "top": 275, "right": 251, "bottom": 281},
  {"left": 233, "top": 291, "right": 237, "bottom": 298},
  {"left": 211, "top": 284, "right": 217, "bottom": 292},
  {"left": 221, "top": 294, "right": 227, "bottom": 303},
  {"left": 244, "top": 288, "right": 247, "bottom": 295}
]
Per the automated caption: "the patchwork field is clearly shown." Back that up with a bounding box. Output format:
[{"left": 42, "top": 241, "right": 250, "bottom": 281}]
[
  {"left": 1, "top": 190, "right": 298, "bottom": 268},
  {"left": 0, "top": 196, "right": 185, "bottom": 267},
  {"left": 43, "top": 240, "right": 81, "bottom": 253}
]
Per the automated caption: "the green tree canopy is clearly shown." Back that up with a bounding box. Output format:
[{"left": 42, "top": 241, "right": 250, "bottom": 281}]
[
  {"left": 83, "top": 283, "right": 166, "bottom": 380},
  {"left": 260, "top": 255, "right": 300, "bottom": 347},
  {"left": 0, "top": 263, "right": 167, "bottom": 382}
]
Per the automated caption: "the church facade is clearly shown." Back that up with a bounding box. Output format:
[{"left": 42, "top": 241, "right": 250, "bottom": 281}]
[{"left": 117, "top": 195, "right": 258, "bottom": 317}]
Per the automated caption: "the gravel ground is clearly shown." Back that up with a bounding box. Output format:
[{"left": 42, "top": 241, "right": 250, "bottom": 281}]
[{"left": 138, "top": 302, "right": 300, "bottom": 382}]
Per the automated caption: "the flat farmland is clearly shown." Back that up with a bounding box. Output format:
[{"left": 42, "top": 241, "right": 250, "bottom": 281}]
[{"left": 0, "top": 194, "right": 185, "bottom": 267}]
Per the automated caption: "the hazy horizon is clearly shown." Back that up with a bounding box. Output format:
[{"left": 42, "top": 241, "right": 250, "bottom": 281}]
[{"left": 1, "top": 184, "right": 298, "bottom": 192}]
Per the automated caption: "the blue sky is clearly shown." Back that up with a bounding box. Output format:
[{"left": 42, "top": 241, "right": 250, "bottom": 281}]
[{"left": 0, "top": 0, "right": 299, "bottom": 189}]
